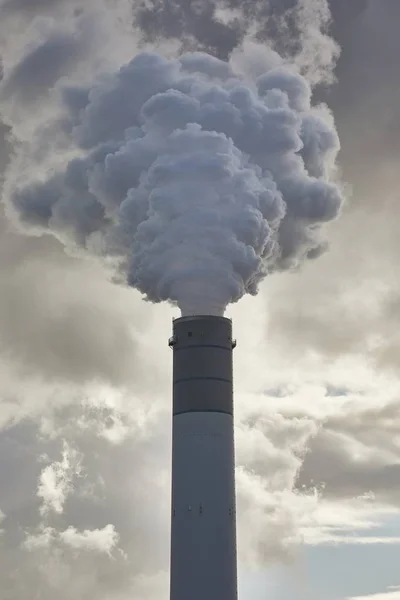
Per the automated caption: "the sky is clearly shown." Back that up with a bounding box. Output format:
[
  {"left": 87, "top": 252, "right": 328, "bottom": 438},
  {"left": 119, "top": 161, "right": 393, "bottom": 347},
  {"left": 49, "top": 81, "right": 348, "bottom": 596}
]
[{"left": 0, "top": 0, "right": 399, "bottom": 599}]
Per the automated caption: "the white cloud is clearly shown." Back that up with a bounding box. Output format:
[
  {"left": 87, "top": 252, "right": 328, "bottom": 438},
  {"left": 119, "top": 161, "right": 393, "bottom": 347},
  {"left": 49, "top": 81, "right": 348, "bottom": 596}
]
[
  {"left": 349, "top": 589, "right": 400, "bottom": 600},
  {"left": 25, "top": 524, "right": 120, "bottom": 555},
  {"left": 59, "top": 524, "right": 120, "bottom": 554},
  {"left": 38, "top": 441, "right": 82, "bottom": 515},
  {"left": 24, "top": 526, "right": 57, "bottom": 550}
]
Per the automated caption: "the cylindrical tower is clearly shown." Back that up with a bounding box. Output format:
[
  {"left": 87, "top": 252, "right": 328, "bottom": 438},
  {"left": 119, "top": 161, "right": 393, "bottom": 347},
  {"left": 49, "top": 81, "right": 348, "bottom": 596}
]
[{"left": 169, "top": 315, "right": 238, "bottom": 600}]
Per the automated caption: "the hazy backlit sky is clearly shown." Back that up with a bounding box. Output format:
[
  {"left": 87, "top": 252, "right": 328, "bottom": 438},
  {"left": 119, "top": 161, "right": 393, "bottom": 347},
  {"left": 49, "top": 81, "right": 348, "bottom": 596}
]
[{"left": 0, "top": 1, "right": 399, "bottom": 599}]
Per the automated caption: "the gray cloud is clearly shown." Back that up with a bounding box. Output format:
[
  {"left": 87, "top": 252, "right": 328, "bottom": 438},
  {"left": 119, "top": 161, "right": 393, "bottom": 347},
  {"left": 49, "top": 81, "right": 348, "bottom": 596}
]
[
  {"left": 0, "top": 221, "right": 152, "bottom": 387},
  {"left": 327, "top": 0, "right": 400, "bottom": 180},
  {"left": 297, "top": 399, "right": 400, "bottom": 504},
  {"left": 133, "top": 0, "right": 243, "bottom": 59},
  {"left": 132, "top": 0, "right": 296, "bottom": 57},
  {"left": 133, "top": 0, "right": 364, "bottom": 82},
  {"left": 265, "top": 0, "right": 400, "bottom": 370},
  {"left": 1, "top": 32, "right": 88, "bottom": 106},
  {"left": 0, "top": 0, "right": 63, "bottom": 12},
  {"left": 0, "top": 121, "right": 11, "bottom": 175}
]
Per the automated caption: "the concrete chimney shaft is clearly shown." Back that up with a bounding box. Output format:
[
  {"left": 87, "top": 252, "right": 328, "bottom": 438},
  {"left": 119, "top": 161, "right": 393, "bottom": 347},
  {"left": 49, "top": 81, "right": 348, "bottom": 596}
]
[{"left": 169, "top": 315, "right": 238, "bottom": 600}]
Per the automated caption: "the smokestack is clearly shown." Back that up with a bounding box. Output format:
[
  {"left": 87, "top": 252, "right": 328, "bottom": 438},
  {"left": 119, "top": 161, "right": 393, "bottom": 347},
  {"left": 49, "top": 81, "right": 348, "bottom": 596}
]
[{"left": 169, "top": 315, "right": 237, "bottom": 600}]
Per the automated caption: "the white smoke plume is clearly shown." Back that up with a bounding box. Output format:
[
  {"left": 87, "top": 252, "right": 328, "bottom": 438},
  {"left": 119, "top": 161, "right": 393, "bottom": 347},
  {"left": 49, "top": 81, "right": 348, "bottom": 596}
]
[{"left": 3, "top": 46, "right": 342, "bottom": 315}]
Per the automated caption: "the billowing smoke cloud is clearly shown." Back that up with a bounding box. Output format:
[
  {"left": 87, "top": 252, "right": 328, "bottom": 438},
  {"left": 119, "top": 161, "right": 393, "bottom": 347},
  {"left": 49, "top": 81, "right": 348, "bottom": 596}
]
[
  {"left": 3, "top": 48, "right": 342, "bottom": 316},
  {"left": 133, "top": 0, "right": 363, "bottom": 85}
]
